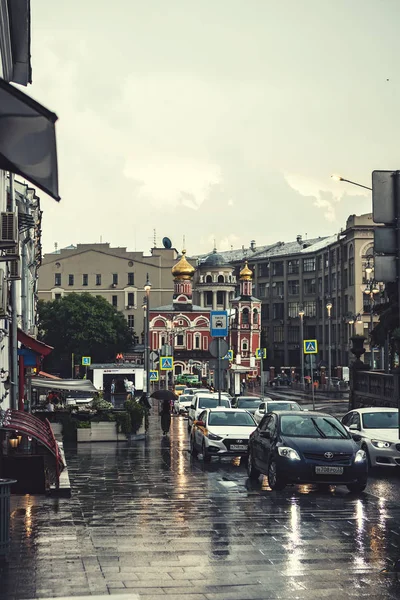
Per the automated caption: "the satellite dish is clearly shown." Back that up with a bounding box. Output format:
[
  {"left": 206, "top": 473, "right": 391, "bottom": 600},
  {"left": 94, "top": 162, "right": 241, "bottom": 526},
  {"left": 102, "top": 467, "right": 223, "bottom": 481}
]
[{"left": 162, "top": 237, "right": 172, "bottom": 249}]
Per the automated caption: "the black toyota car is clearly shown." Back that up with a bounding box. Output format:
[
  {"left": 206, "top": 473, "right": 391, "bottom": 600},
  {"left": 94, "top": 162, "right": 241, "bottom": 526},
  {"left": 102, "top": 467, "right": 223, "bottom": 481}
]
[{"left": 247, "top": 411, "right": 368, "bottom": 493}]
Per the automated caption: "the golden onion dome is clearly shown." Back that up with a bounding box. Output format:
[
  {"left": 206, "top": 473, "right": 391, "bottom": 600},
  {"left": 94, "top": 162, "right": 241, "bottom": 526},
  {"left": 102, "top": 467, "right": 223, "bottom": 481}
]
[
  {"left": 171, "top": 250, "right": 195, "bottom": 280},
  {"left": 239, "top": 260, "right": 253, "bottom": 281}
]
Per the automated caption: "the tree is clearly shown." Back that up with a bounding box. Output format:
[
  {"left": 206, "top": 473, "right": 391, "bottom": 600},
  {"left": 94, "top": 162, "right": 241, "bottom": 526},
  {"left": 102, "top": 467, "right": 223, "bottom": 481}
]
[{"left": 38, "top": 293, "right": 133, "bottom": 372}]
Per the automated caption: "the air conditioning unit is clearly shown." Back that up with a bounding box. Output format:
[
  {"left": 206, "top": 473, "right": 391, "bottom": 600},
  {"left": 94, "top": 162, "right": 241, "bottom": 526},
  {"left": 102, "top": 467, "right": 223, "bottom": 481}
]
[
  {"left": 8, "top": 259, "right": 21, "bottom": 280},
  {"left": 0, "top": 213, "right": 18, "bottom": 248},
  {"left": 0, "top": 244, "right": 19, "bottom": 261},
  {"left": 0, "top": 268, "right": 7, "bottom": 317}
]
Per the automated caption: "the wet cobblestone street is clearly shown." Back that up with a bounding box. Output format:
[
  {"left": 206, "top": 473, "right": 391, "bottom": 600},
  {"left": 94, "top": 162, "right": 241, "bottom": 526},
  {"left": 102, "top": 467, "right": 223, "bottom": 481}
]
[{"left": 1, "top": 412, "right": 400, "bottom": 600}]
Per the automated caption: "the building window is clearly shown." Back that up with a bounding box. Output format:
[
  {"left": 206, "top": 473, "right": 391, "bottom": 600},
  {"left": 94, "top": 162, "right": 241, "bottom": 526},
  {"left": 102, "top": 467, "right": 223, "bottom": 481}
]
[
  {"left": 217, "top": 275, "right": 224, "bottom": 283},
  {"left": 206, "top": 275, "right": 213, "bottom": 283},
  {"left": 54, "top": 273, "right": 61, "bottom": 286},
  {"left": 96, "top": 274, "right": 101, "bottom": 286},
  {"left": 112, "top": 295, "right": 118, "bottom": 307},
  {"left": 242, "top": 308, "right": 249, "bottom": 324},
  {"left": 176, "top": 334, "right": 184, "bottom": 346},
  {"left": 112, "top": 273, "right": 118, "bottom": 285},
  {"left": 242, "top": 339, "right": 248, "bottom": 351},
  {"left": 303, "top": 257, "right": 315, "bottom": 272},
  {"left": 331, "top": 272, "right": 336, "bottom": 291},
  {"left": 330, "top": 249, "right": 336, "bottom": 266},
  {"left": 258, "top": 283, "right": 266, "bottom": 297},
  {"left": 303, "top": 301, "right": 316, "bottom": 317},
  {"left": 55, "top": 293, "right": 62, "bottom": 300},
  {"left": 304, "top": 278, "right": 316, "bottom": 295},
  {"left": 217, "top": 291, "right": 224, "bottom": 305},
  {"left": 349, "top": 259, "right": 354, "bottom": 285},
  {"left": 288, "top": 260, "right": 299, "bottom": 274},
  {"left": 288, "top": 280, "right": 299, "bottom": 296},
  {"left": 305, "top": 325, "right": 316, "bottom": 339},
  {"left": 259, "top": 262, "right": 270, "bottom": 277},
  {"left": 127, "top": 292, "right": 135, "bottom": 307},
  {"left": 288, "top": 326, "right": 299, "bottom": 343},
  {"left": 194, "top": 335, "right": 201, "bottom": 349},
  {"left": 273, "top": 326, "right": 284, "bottom": 342},
  {"left": 272, "top": 261, "right": 284, "bottom": 276},
  {"left": 273, "top": 303, "right": 284, "bottom": 320},
  {"left": 128, "top": 272, "right": 134, "bottom": 285},
  {"left": 128, "top": 315, "right": 134, "bottom": 329},
  {"left": 253, "top": 309, "right": 259, "bottom": 324},
  {"left": 82, "top": 274, "right": 88, "bottom": 286},
  {"left": 317, "top": 256, "right": 323, "bottom": 271},
  {"left": 288, "top": 302, "right": 300, "bottom": 318},
  {"left": 205, "top": 291, "right": 213, "bottom": 306},
  {"left": 318, "top": 277, "right": 322, "bottom": 294},
  {"left": 68, "top": 274, "right": 74, "bottom": 286},
  {"left": 273, "top": 281, "right": 284, "bottom": 296},
  {"left": 261, "top": 304, "right": 269, "bottom": 320},
  {"left": 324, "top": 253, "right": 329, "bottom": 268}
]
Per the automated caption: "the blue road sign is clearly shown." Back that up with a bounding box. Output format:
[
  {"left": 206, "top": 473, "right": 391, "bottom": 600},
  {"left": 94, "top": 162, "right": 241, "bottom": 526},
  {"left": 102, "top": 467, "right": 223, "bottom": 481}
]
[
  {"left": 255, "top": 348, "right": 267, "bottom": 359},
  {"left": 150, "top": 370, "right": 159, "bottom": 381},
  {"left": 160, "top": 356, "right": 174, "bottom": 370},
  {"left": 304, "top": 340, "right": 318, "bottom": 354},
  {"left": 224, "top": 349, "right": 234, "bottom": 361},
  {"left": 210, "top": 310, "right": 228, "bottom": 337},
  {"left": 81, "top": 356, "right": 91, "bottom": 366}
]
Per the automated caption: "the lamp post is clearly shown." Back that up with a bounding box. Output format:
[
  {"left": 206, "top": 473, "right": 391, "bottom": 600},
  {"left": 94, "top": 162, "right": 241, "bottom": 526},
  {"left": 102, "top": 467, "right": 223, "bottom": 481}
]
[
  {"left": 364, "top": 283, "right": 379, "bottom": 370},
  {"left": 330, "top": 174, "right": 372, "bottom": 191},
  {"left": 298, "top": 306, "right": 305, "bottom": 388},
  {"left": 326, "top": 300, "right": 332, "bottom": 390},
  {"left": 144, "top": 274, "right": 152, "bottom": 397}
]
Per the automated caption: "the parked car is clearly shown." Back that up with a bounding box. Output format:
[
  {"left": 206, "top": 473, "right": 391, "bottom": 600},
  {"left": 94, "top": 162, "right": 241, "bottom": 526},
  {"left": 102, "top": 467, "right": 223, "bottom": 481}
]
[
  {"left": 174, "top": 385, "right": 186, "bottom": 397},
  {"left": 342, "top": 407, "right": 400, "bottom": 468},
  {"left": 247, "top": 411, "right": 368, "bottom": 492},
  {"left": 190, "top": 408, "right": 257, "bottom": 462},
  {"left": 253, "top": 400, "right": 302, "bottom": 425},
  {"left": 187, "top": 393, "right": 231, "bottom": 432},
  {"left": 233, "top": 396, "right": 263, "bottom": 415},
  {"left": 173, "top": 394, "right": 193, "bottom": 415}
]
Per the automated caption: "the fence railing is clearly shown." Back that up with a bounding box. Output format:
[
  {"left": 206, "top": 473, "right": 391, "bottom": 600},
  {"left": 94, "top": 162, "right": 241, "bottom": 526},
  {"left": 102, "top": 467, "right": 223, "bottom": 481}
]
[{"left": 351, "top": 370, "right": 399, "bottom": 409}]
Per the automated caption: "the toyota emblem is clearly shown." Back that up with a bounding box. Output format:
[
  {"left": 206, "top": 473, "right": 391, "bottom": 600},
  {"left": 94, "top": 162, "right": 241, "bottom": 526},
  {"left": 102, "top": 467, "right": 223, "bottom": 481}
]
[{"left": 324, "top": 452, "right": 334, "bottom": 459}]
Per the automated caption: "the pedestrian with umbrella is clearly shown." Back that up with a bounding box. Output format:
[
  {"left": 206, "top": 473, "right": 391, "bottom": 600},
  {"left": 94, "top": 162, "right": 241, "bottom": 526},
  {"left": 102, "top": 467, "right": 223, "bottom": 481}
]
[{"left": 151, "top": 390, "right": 177, "bottom": 435}]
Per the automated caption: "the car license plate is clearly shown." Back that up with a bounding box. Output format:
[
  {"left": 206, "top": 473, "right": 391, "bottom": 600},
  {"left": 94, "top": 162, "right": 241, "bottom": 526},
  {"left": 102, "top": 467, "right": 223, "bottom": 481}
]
[
  {"left": 315, "top": 466, "right": 344, "bottom": 475},
  {"left": 230, "top": 444, "right": 247, "bottom": 450}
]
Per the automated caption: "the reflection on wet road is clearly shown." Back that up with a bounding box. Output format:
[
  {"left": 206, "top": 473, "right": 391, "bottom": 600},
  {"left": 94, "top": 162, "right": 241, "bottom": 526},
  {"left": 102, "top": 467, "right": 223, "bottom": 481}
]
[{"left": 1, "top": 412, "right": 400, "bottom": 600}]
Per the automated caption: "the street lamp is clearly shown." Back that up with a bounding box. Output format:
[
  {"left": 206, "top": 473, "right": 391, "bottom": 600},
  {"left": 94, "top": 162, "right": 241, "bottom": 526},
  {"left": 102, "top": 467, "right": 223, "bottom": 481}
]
[
  {"left": 144, "top": 274, "right": 152, "bottom": 397},
  {"left": 298, "top": 306, "right": 305, "bottom": 388},
  {"left": 364, "top": 280, "right": 380, "bottom": 370},
  {"left": 330, "top": 174, "right": 372, "bottom": 191},
  {"left": 326, "top": 300, "right": 332, "bottom": 390}
]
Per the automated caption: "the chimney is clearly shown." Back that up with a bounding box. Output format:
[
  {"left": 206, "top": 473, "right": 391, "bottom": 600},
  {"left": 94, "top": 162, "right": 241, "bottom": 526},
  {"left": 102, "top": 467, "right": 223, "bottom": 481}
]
[
  {"left": 296, "top": 235, "right": 302, "bottom": 245},
  {"left": 250, "top": 240, "right": 256, "bottom": 251}
]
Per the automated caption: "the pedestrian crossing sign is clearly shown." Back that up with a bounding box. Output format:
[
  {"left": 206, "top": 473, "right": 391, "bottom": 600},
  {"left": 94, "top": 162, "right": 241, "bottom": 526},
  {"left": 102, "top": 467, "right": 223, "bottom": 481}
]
[
  {"left": 304, "top": 340, "right": 318, "bottom": 354},
  {"left": 223, "top": 349, "right": 234, "bottom": 360},
  {"left": 160, "top": 356, "right": 174, "bottom": 370},
  {"left": 150, "top": 370, "right": 159, "bottom": 381},
  {"left": 255, "top": 348, "right": 267, "bottom": 359}
]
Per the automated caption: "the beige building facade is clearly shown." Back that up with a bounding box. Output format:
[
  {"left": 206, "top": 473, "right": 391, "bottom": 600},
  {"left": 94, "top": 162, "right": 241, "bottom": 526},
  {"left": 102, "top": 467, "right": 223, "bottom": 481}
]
[{"left": 38, "top": 244, "right": 177, "bottom": 342}]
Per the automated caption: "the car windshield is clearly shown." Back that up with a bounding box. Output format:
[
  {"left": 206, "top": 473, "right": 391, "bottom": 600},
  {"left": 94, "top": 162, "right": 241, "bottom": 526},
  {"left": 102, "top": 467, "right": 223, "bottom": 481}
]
[
  {"left": 179, "top": 395, "right": 191, "bottom": 402},
  {"left": 175, "top": 386, "right": 185, "bottom": 391},
  {"left": 266, "top": 402, "right": 300, "bottom": 412},
  {"left": 362, "top": 411, "right": 399, "bottom": 429},
  {"left": 281, "top": 415, "right": 348, "bottom": 438},
  {"left": 198, "top": 397, "right": 230, "bottom": 409},
  {"left": 237, "top": 398, "right": 262, "bottom": 409},
  {"left": 208, "top": 411, "right": 255, "bottom": 426},
  {"left": 183, "top": 389, "right": 194, "bottom": 395}
]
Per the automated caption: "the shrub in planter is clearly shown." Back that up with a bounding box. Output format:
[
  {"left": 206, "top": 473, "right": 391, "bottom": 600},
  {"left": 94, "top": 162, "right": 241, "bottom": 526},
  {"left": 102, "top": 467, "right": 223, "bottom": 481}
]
[
  {"left": 115, "top": 411, "right": 132, "bottom": 435},
  {"left": 77, "top": 421, "right": 91, "bottom": 429},
  {"left": 91, "top": 394, "right": 113, "bottom": 411},
  {"left": 125, "top": 400, "right": 144, "bottom": 433}
]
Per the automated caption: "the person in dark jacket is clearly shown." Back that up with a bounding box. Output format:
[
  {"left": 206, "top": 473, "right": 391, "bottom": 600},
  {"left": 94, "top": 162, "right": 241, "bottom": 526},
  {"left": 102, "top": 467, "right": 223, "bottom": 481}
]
[{"left": 159, "top": 397, "right": 171, "bottom": 435}]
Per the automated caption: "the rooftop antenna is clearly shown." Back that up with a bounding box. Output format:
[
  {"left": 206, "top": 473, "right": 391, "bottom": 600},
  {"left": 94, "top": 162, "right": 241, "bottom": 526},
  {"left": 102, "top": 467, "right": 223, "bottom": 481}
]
[
  {"left": 54, "top": 242, "right": 58, "bottom": 252},
  {"left": 153, "top": 228, "right": 157, "bottom": 248}
]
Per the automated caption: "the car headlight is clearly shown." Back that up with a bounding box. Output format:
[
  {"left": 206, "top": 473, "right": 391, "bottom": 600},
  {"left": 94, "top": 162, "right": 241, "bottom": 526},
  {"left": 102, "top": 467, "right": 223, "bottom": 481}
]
[
  {"left": 277, "top": 447, "right": 300, "bottom": 460},
  {"left": 207, "top": 432, "right": 223, "bottom": 441},
  {"left": 371, "top": 439, "right": 392, "bottom": 449},
  {"left": 355, "top": 449, "right": 367, "bottom": 463}
]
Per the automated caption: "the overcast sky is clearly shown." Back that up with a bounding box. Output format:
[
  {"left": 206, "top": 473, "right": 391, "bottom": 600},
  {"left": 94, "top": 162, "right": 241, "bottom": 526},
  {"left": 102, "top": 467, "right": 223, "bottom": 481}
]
[{"left": 29, "top": 0, "right": 400, "bottom": 256}]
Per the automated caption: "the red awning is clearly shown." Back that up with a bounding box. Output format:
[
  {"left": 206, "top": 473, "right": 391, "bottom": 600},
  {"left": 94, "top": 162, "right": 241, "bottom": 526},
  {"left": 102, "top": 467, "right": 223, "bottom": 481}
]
[{"left": 17, "top": 329, "right": 53, "bottom": 356}]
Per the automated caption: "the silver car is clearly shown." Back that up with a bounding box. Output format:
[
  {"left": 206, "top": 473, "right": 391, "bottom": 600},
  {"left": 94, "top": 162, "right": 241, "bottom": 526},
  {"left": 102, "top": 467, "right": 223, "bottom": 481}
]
[
  {"left": 342, "top": 407, "right": 400, "bottom": 467},
  {"left": 253, "top": 399, "right": 302, "bottom": 425}
]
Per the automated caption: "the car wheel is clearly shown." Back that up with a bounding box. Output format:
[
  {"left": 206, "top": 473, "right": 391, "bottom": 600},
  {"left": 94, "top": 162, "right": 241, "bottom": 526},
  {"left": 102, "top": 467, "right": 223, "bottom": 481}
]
[
  {"left": 189, "top": 435, "right": 197, "bottom": 458},
  {"left": 347, "top": 480, "right": 367, "bottom": 494},
  {"left": 247, "top": 451, "right": 260, "bottom": 480},
  {"left": 268, "top": 459, "right": 286, "bottom": 491},
  {"left": 202, "top": 441, "right": 211, "bottom": 463}
]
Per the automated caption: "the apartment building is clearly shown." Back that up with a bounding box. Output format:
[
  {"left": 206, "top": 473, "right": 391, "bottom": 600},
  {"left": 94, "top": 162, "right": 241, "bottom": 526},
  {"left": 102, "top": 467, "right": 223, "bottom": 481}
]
[
  {"left": 197, "top": 214, "right": 379, "bottom": 371},
  {"left": 38, "top": 244, "right": 177, "bottom": 342}
]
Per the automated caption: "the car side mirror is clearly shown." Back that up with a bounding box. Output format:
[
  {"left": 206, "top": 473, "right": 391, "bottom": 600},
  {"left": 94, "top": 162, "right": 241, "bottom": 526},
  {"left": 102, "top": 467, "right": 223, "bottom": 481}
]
[
  {"left": 352, "top": 434, "right": 361, "bottom": 443},
  {"left": 349, "top": 423, "right": 360, "bottom": 431},
  {"left": 190, "top": 404, "right": 195, "bottom": 410},
  {"left": 260, "top": 430, "right": 271, "bottom": 439}
]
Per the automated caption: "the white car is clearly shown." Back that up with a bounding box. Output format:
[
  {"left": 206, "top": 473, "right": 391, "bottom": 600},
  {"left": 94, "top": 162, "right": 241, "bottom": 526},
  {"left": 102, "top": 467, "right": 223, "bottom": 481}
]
[
  {"left": 342, "top": 407, "right": 400, "bottom": 468},
  {"left": 187, "top": 393, "right": 231, "bottom": 432},
  {"left": 253, "top": 399, "right": 302, "bottom": 425},
  {"left": 174, "top": 394, "right": 192, "bottom": 415},
  {"left": 190, "top": 408, "right": 257, "bottom": 462}
]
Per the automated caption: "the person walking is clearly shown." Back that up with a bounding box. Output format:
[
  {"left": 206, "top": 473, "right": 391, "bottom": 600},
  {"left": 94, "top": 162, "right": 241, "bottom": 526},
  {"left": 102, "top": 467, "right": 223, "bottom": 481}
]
[{"left": 159, "top": 397, "right": 171, "bottom": 435}]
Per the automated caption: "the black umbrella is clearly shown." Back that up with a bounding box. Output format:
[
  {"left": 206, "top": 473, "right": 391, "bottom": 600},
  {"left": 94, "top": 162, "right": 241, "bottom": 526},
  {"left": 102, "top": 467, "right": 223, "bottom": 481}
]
[{"left": 151, "top": 390, "right": 177, "bottom": 401}]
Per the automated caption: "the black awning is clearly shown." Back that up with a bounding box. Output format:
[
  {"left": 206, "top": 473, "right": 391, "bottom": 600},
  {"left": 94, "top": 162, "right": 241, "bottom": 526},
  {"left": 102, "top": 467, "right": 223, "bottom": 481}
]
[{"left": 0, "top": 77, "right": 59, "bottom": 200}]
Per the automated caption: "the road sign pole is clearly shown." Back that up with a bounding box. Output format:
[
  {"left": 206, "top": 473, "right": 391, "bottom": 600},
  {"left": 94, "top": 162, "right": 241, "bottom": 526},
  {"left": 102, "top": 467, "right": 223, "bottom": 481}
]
[
  {"left": 217, "top": 338, "right": 222, "bottom": 406},
  {"left": 260, "top": 354, "right": 264, "bottom": 397},
  {"left": 310, "top": 355, "right": 315, "bottom": 411}
]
